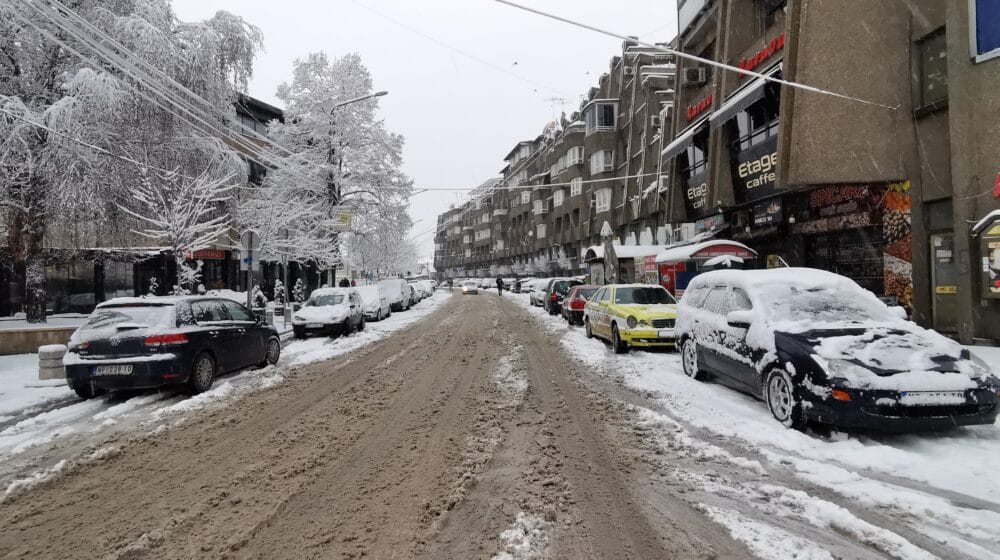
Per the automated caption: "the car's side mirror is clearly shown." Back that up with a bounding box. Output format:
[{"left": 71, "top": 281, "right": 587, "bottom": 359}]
[
  {"left": 726, "top": 310, "right": 754, "bottom": 329},
  {"left": 889, "top": 306, "right": 908, "bottom": 321}
]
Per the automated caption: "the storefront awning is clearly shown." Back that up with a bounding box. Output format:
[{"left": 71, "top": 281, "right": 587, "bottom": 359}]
[
  {"left": 661, "top": 117, "right": 708, "bottom": 160},
  {"left": 708, "top": 63, "right": 782, "bottom": 130}
]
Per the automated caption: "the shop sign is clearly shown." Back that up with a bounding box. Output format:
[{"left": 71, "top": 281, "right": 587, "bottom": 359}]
[
  {"left": 687, "top": 93, "right": 713, "bottom": 121},
  {"left": 691, "top": 243, "right": 756, "bottom": 259},
  {"left": 683, "top": 169, "right": 711, "bottom": 219},
  {"left": 980, "top": 221, "right": 1000, "bottom": 298},
  {"left": 732, "top": 136, "right": 779, "bottom": 204},
  {"left": 738, "top": 33, "right": 785, "bottom": 76},
  {"left": 808, "top": 185, "right": 872, "bottom": 208},
  {"left": 791, "top": 211, "right": 873, "bottom": 235},
  {"left": 695, "top": 213, "right": 725, "bottom": 233},
  {"left": 752, "top": 199, "right": 783, "bottom": 226},
  {"left": 658, "top": 262, "right": 687, "bottom": 295},
  {"left": 187, "top": 249, "right": 226, "bottom": 260}
]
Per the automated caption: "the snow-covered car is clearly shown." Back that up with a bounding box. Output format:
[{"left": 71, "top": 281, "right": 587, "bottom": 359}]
[
  {"left": 64, "top": 297, "right": 280, "bottom": 399},
  {"left": 356, "top": 285, "right": 391, "bottom": 321},
  {"left": 378, "top": 279, "right": 411, "bottom": 312},
  {"left": 461, "top": 281, "right": 479, "bottom": 295},
  {"left": 584, "top": 284, "right": 678, "bottom": 352},
  {"left": 676, "top": 268, "right": 1000, "bottom": 432},
  {"left": 292, "top": 288, "right": 366, "bottom": 339},
  {"left": 528, "top": 279, "right": 552, "bottom": 307}
]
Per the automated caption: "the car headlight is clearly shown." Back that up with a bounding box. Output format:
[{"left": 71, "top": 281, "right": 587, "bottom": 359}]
[
  {"left": 968, "top": 354, "right": 994, "bottom": 378},
  {"left": 626, "top": 315, "right": 638, "bottom": 329},
  {"left": 292, "top": 315, "right": 304, "bottom": 323},
  {"left": 821, "top": 358, "right": 874, "bottom": 387},
  {"left": 639, "top": 319, "right": 648, "bottom": 326}
]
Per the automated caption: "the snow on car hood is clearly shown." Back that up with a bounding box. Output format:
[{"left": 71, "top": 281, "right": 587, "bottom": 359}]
[
  {"left": 294, "top": 306, "right": 348, "bottom": 322},
  {"left": 806, "top": 325, "right": 988, "bottom": 391}
]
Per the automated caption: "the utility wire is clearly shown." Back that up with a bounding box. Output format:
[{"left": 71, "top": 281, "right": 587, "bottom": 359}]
[{"left": 495, "top": 0, "right": 900, "bottom": 111}]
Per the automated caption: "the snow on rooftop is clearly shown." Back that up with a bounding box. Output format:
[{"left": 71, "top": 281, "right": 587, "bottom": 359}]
[
  {"left": 972, "top": 209, "right": 1000, "bottom": 235},
  {"left": 584, "top": 244, "right": 668, "bottom": 261}
]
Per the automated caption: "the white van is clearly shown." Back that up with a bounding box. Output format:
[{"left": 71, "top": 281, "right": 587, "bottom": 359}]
[{"left": 379, "top": 278, "right": 411, "bottom": 312}]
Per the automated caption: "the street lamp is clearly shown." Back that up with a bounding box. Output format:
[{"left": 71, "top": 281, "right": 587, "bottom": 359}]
[{"left": 330, "top": 90, "right": 388, "bottom": 111}]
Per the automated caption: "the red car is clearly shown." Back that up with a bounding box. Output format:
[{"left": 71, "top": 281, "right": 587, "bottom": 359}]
[{"left": 561, "top": 285, "right": 599, "bottom": 325}]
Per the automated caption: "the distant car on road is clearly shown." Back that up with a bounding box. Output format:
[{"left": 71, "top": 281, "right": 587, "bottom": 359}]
[
  {"left": 676, "top": 268, "right": 1000, "bottom": 432},
  {"left": 584, "top": 284, "right": 678, "bottom": 353},
  {"left": 64, "top": 297, "right": 280, "bottom": 399},
  {"left": 561, "top": 285, "right": 599, "bottom": 325},
  {"left": 356, "top": 285, "right": 391, "bottom": 321},
  {"left": 292, "top": 287, "right": 366, "bottom": 339},
  {"left": 461, "top": 281, "right": 479, "bottom": 295}
]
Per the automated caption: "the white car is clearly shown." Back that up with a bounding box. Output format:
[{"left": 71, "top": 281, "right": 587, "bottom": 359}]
[
  {"left": 378, "top": 278, "right": 411, "bottom": 312},
  {"left": 529, "top": 278, "right": 552, "bottom": 307},
  {"left": 461, "top": 281, "right": 479, "bottom": 295},
  {"left": 356, "top": 285, "right": 391, "bottom": 321},
  {"left": 292, "top": 288, "right": 366, "bottom": 339}
]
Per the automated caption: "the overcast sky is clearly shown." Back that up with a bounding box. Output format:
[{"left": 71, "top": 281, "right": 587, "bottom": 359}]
[{"left": 172, "top": 0, "right": 678, "bottom": 264}]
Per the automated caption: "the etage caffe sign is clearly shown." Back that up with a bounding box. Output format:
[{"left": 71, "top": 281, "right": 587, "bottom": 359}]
[{"left": 730, "top": 136, "right": 779, "bottom": 204}]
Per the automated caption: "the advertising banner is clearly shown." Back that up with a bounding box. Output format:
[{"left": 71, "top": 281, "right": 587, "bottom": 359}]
[
  {"left": 731, "top": 136, "right": 779, "bottom": 205},
  {"left": 682, "top": 169, "right": 711, "bottom": 219}
]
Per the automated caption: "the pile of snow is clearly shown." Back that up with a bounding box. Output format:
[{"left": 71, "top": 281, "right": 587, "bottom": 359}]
[{"left": 492, "top": 512, "right": 551, "bottom": 560}]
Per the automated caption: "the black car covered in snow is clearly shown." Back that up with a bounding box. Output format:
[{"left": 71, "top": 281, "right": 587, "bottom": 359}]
[
  {"left": 64, "top": 296, "right": 281, "bottom": 399},
  {"left": 676, "top": 268, "right": 1000, "bottom": 432}
]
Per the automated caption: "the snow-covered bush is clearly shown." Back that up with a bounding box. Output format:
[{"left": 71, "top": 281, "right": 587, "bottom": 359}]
[
  {"left": 148, "top": 277, "right": 160, "bottom": 297},
  {"left": 292, "top": 278, "right": 306, "bottom": 303},
  {"left": 251, "top": 285, "right": 268, "bottom": 309},
  {"left": 273, "top": 279, "right": 286, "bottom": 306}
]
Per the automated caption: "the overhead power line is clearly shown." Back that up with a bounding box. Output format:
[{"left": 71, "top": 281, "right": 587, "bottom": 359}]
[{"left": 494, "top": 0, "right": 900, "bottom": 111}]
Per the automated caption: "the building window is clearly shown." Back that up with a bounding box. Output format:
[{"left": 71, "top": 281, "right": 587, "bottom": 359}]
[
  {"left": 595, "top": 187, "right": 612, "bottom": 213},
  {"left": 584, "top": 102, "right": 617, "bottom": 134},
  {"left": 918, "top": 29, "right": 948, "bottom": 107},
  {"left": 726, "top": 78, "right": 781, "bottom": 153},
  {"left": 533, "top": 199, "right": 545, "bottom": 215},
  {"left": 570, "top": 177, "right": 583, "bottom": 196},
  {"left": 567, "top": 146, "right": 584, "bottom": 165},
  {"left": 590, "top": 150, "right": 614, "bottom": 174},
  {"left": 971, "top": 0, "right": 1000, "bottom": 62},
  {"left": 553, "top": 189, "right": 565, "bottom": 207},
  {"left": 521, "top": 191, "right": 531, "bottom": 205},
  {"left": 536, "top": 224, "right": 547, "bottom": 239},
  {"left": 759, "top": 0, "right": 786, "bottom": 30},
  {"left": 465, "top": 249, "right": 471, "bottom": 258},
  {"left": 679, "top": 127, "right": 710, "bottom": 180}
]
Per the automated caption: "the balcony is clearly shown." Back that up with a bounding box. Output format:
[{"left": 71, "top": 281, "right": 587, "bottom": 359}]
[{"left": 493, "top": 208, "right": 508, "bottom": 217}]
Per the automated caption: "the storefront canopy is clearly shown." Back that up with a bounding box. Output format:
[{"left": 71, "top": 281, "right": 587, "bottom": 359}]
[
  {"left": 661, "top": 117, "right": 708, "bottom": 160},
  {"left": 708, "top": 64, "right": 783, "bottom": 131},
  {"left": 655, "top": 239, "right": 757, "bottom": 264},
  {"left": 584, "top": 244, "right": 668, "bottom": 263}
]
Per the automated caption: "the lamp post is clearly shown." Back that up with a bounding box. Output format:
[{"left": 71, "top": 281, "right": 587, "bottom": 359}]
[{"left": 330, "top": 90, "right": 388, "bottom": 112}]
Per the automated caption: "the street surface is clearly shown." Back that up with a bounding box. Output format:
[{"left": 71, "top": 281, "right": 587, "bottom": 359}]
[{"left": 1, "top": 292, "right": 998, "bottom": 559}]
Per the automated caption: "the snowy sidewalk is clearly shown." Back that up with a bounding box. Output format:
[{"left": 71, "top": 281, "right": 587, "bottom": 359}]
[{"left": 0, "top": 354, "right": 73, "bottom": 422}]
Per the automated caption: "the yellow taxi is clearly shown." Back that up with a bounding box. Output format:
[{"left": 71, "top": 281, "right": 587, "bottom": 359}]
[{"left": 584, "top": 284, "right": 678, "bottom": 353}]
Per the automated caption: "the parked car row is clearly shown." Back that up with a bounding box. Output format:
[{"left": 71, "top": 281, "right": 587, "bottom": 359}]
[
  {"left": 63, "top": 279, "right": 440, "bottom": 400},
  {"left": 527, "top": 268, "right": 1000, "bottom": 433}
]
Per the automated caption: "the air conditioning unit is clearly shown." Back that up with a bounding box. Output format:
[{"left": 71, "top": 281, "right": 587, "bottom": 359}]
[
  {"left": 624, "top": 66, "right": 635, "bottom": 77},
  {"left": 653, "top": 54, "right": 673, "bottom": 63},
  {"left": 682, "top": 66, "right": 707, "bottom": 87},
  {"left": 650, "top": 115, "right": 661, "bottom": 129}
]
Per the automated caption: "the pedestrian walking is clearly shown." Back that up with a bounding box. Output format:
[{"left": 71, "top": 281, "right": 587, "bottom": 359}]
[{"left": 496, "top": 277, "right": 504, "bottom": 296}]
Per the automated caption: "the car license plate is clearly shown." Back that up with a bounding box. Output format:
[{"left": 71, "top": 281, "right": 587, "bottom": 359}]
[
  {"left": 657, "top": 330, "right": 674, "bottom": 338},
  {"left": 307, "top": 323, "right": 324, "bottom": 329},
  {"left": 898, "top": 391, "right": 965, "bottom": 406},
  {"left": 93, "top": 365, "right": 132, "bottom": 376}
]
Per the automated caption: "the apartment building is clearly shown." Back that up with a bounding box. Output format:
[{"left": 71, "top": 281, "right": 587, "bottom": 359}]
[
  {"left": 661, "top": 0, "right": 1000, "bottom": 342},
  {"left": 435, "top": 38, "right": 678, "bottom": 280}
]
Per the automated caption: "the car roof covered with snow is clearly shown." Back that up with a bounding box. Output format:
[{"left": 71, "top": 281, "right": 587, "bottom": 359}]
[
  {"left": 96, "top": 295, "right": 221, "bottom": 308},
  {"left": 687, "top": 267, "right": 856, "bottom": 293},
  {"left": 309, "top": 287, "right": 357, "bottom": 297}
]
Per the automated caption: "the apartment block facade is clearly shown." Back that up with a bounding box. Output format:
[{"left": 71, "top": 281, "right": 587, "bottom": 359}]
[{"left": 436, "top": 0, "right": 1000, "bottom": 343}]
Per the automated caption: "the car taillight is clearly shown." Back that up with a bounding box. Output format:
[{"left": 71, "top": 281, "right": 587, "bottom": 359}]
[
  {"left": 549, "top": 293, "right": 558, "bottom": 301},
  {"left": 571, "top": 299, "right": 585, "bottom": 310},
  {"left": 144, "top": 333, "right": 189, "bottom": 347}
]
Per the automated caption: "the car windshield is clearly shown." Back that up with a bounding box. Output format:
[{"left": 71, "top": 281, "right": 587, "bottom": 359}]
[
  {"left": 306, "top": 294, "right": 345, "bottom": 307},
  {"left": 756, "top": 285, "right": 897, "bottom": 325},
  {"left": 552, "top": 281, "right": 577, "bottom": 295},
  {"left": 575, "top": 288, "right": 598, "bottom": 300},
  {"left": 613, "top": 287, "right": 676, "bottom": 305},
  {"left": 83, "top": 305, "right": 171, "bottom": 330}
]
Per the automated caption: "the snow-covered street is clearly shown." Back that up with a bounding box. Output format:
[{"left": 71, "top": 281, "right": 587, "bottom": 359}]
[{"left": 511, "top": 292, "right": 1000, "bottom": 559}]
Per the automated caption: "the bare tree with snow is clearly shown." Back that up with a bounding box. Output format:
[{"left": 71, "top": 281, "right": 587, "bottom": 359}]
[{"left": 0, "top": 0, "right": 262, "bottom": 321}]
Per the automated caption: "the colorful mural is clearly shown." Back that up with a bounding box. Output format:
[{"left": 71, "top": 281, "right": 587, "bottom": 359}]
[{"left": 883, "top": 181, "right": 913, "bottom": 311}]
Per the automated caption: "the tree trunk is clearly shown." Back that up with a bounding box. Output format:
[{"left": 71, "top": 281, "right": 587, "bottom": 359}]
[{"left": 12, "top": 183, "right": 48, "bottom": 323}]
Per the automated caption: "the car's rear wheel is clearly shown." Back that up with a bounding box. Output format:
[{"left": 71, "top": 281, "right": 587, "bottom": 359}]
[
  {"left": 358, "top": 316, "right": 366, "bottom": 332},
  {"left": 189, "top": 352, "right": 216, "bottom": 394},
  {"left": 258, "top": 337, "right": 280, "bottom": 368},
  {"left": 766, "top": 369, "right": 807, "bottom": 431},
  {"left": 584, "top": 318, "right": 594, "bottom": 339},
  {"left": 342, "top": 318, "right": 352, "bottom": 336},
  {"left": 681, "top": 338, "right": 705, "bottom": 380},
  {"left": 71, "top": 382, "right": 105, "bottom": 400},
  {"left": 611, "top": 325, "right": 628, "bottom": 354}
]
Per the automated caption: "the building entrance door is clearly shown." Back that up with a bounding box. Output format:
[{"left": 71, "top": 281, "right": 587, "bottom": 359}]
[{"left": 930, "top": 233, "right": 958, "bottom": 332}]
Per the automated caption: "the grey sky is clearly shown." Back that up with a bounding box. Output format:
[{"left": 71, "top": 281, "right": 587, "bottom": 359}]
[{"left": 172, "top": 0, "right": 678, "bottom": 264}]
